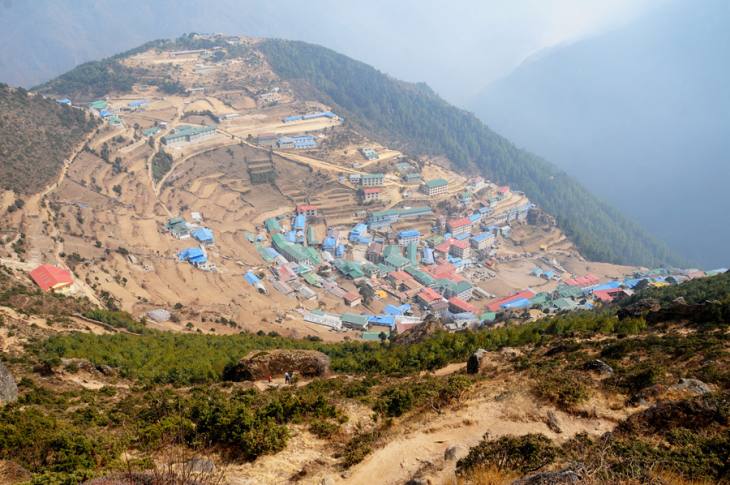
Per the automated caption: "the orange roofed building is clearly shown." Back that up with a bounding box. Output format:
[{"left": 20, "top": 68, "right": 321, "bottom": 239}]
[{"left": 29, "top": 264, "right": 73, "bottom": 292}]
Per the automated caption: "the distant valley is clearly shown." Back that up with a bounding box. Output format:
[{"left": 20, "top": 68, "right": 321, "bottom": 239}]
[{"left": 472, "top": 0, "right": 730, "bottom": 268}]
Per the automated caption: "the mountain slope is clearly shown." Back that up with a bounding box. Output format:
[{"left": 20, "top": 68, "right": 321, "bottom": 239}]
[
  {"left": 259, "top": 39, "right": 680, "bottom": 267},
  {"left": 0, "top": 85, "right": 97, "bottom": 194},
  {"left": 472, "top": 0, "right": 730, "bottom": 268}
]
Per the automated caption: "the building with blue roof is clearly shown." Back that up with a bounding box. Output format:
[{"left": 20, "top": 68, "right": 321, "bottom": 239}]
[
  {"left": 56, "top": 98, "right": 72, "bottom": 106},
  {"left": 384, "top": 304, "right": 411, "bottom": 316},
  {"left": 398, "top": 229, "right": 421, "bottom": 246},
  {"left": 422, "top": 247, "right": 435, "bottom": 265},
  {"left": 191, "top": 227, "right": 214, "bottom": 245},
  {"left": 368, "top": 315, "right": 395, "bottom": 328},
  {"left": 501, "top": 297, "right": 530, "bottom": 310},
  {"left": 178, "top": 247, "right": 207, "bottom": 266},
  {"left": 244, "top": 270, "right": 267, "bottom": 294},
  {"left": 471, "top": 232, "right": 495, "bottom": 250},
  {"left": 277, "top": 135, "right": 317, "bottom": 149},
  {"left": 294, "top": 214, "right": 306, "bottom": 231}
]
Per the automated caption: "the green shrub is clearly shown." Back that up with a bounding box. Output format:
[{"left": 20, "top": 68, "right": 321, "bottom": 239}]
[
  {"left": 309, "top": 419, "right": 339, "bottom": 439},
  {"left": 456, "top": 433, "right": 557, "bottom": 476}
]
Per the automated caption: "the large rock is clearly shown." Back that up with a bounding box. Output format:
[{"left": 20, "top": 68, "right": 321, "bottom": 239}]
[
  {"left": 226, "top": 349, "right": 330, "bottom": 381},
  {"left": 671, "top": 378, "right": 712, "bottom": 395},
  {"left": 466, "top": 349, "right": 487, "bottom": 374},
  {"left": 512, "top": 468, "right": 583, "bottom": 484},
  {"left": 0, "top": 361, "right": 18, "bottom": 404}
]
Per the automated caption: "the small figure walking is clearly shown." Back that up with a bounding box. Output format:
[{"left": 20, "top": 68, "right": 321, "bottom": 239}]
[
  {"left": 267, "top": 374, "right": 272, "bottom": 383},
  {"left": 284, "top": 371, "right": 291, "bottom": 385}
]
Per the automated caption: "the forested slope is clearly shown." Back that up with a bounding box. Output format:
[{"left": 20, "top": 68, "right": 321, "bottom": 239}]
[
  {"left": 259, "top": 39, "right": 680, "bottom": 268},
  {"left": 0, "top": 85, "right": 97, "bottom": 194}
]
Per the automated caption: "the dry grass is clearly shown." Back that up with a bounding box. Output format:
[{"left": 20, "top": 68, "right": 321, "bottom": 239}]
[{"left": 445, "top": 466, "right": 518, "bottom": 485}]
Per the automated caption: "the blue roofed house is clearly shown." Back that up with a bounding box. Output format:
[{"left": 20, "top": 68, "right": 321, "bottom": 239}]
[
  {"left": 178, "top": 247, "right": 208, "bottom": 267},
  {"left": 191, "top": 227, "right": 214, "bottom": 245}
]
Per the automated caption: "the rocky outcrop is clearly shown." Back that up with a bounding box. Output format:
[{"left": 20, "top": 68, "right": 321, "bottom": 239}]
[
  {"left": 583, "top": 359, "right": 613, "bottom": 375},
  {"left": 226, "top": 349, "right": 330, "bottom": 381},
  {"left": 0, "top": 361, "right": 18, "bottom": 404},
  {"left": 466, "top": 349, "right": 487, "bottom": 374},
  {"left": 620, "top": 392, "right": 729, "bottom": 436},
  {"left": 512, "top": 467, "right": 583, "bottom": 484},
  {"left": 671, "top": 378, "right": 712, "bottom": 395},
  {"left": 618, "top": 297, "right": 729, "bottom": 325}
]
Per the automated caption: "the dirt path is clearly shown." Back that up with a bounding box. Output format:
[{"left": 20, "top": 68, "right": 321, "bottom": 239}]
[{"left": 341, "top": 381, "right": 620, "bottom": 485}]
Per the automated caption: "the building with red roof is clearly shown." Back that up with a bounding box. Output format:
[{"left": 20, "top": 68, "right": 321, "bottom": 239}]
[
  {"left": 449, "top": 239, "right": 470, "bottom": 258},
  {"left": 447, "top": 217, "right": 472, "bottom": 236},
  {"left": 416, "top": 287, "right": 443, "bottom": 308},
  {"left": 295, "top": 204, "right": 318, "bottom": 217},
  {"left": 593, "top": 288, "right": 627, "bottom": 303},
  {"left": 564, "top": 274, "right": 600, "bottom": 287},
  {"left": 448, "top": 296, "right": 477, "bottom": 314},
  {"left": 29, "top": 264, "right": 73, "bottom": 292},
  {"left": 361, "top": 187, "right": 382, "bottom": 202},
  {"left": 486, "top": 289, "right": 536, "bottom": 312},
  {"left": 343, "top": 291, "right": 362, "bottom": 307}
]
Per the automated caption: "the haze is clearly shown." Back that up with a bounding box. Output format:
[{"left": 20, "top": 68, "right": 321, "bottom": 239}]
[
  {"left": 2, "top": 0, "right": 726, "bottom": 267},
  {"left": 0, "top": 0, "right": 661, "bottom": 104}
]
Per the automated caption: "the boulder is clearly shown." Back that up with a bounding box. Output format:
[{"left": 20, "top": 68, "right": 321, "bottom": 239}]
[
  {"left": 583, "top": 359, "right": 613, "bottom": 375},
  {"left": 670, "top": 378, "right": 712, "bottom": 395},
  {"left": 466, "top": 349, "right": 487, "bottom": 374},
  {"left": 226, "top": 349, "right": 330, "bottom": 381},
  {"left": 444, "top": 445, "right": 463, "bottom": 461},
  {"left": 545, "top": 410, "right": 562, "bottom": 434},
  {"left": 512, "top": 468, "right": 583, "bottom": 484},
  {"left": 0, "top": 361, "right": 18, "bottom": 404}
]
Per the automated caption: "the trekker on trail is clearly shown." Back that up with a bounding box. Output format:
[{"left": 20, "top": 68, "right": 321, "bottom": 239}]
[{"left": 284, "top": 371, "right": 291, "bottom": 384}]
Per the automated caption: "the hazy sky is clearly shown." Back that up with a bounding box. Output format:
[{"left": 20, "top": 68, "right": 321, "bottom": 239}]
[{"left": 0, "top": 0, "right": 667, "bottom": 105}]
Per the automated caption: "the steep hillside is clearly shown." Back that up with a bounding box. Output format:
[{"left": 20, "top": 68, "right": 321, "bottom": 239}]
[
  {"left": 258, "top": 39, "right": 681, "bottom": 268},
  {"left": 0, "top": 85, "right": 97, "bottom": 194},
  {"left": 472, "top": 0, "right": 730, "bottom": 268},
  {"left": 1, "top": 264, "right": 728, "bottom": 484}
]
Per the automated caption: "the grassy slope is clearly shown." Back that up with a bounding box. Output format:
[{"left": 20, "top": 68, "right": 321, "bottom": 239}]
[
  {"left": 259, "top": 39, "right": 682, "bottom": 268},
  {"left": 0, "top": 85, "right": 96, "bottom": 194}
]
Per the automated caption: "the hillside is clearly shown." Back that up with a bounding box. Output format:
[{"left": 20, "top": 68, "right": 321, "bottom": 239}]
[
  {"left": 258, "top": 39, "right": 680, "bottom": 268},
  {"left": 0, "top": 85, "right": 97, "bottom": 194},
  {"left": 1, "top": 261, "right": 728, "bottom": 483},
  {"left": 471, "top": 0, "right": 730, "bottom": 268}
]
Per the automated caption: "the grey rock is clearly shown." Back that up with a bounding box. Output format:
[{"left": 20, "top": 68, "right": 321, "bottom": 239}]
[
  {"left": 671, "top": 378, "right": 712, "bottom": 395},
  {"left": 466, "top": 348, "right": 487, "bottom": 374},
  {"left": 444, "top": 445, "right": 462, "bottom": 461},
  {"left": 0, "top": 361, "right": 18, "bottom": 404},
  {"left": 583, "top": 359, "right": 613, "bottom": 375},
  {"left": 320, "top": 478, "right": 335, "bottom": 485},
  {"left": 512, "top": 467, "right": 583, "bottom": 484},
  {"left": 545, "top": 410, "right": 562, "bottom": 434},
  {"left": 186, "top": 456, "right": 214, "bottom": 473}
]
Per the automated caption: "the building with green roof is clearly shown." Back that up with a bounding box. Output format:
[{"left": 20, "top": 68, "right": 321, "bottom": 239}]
[
  {"left": 162, "top": 125, "right": 216, "bottom": 146},
  {"left": 360, "top": 173, "right": 384, "bottom": 187},
  {"left": 405, "top": 266, "right": 436, "bottom": 287},
  {"left": 422, "top": 178, "right": 448, "bottom": 196},
  {"left": 342, "top": 313, "right": 370, "bottom": 330},
  {"left": 406, "top": 241, "right": 418, "bottom": 265},
  {"left": 272, "top": 233, "right": 318, "bottom": 265},
  {"left": 264, "top": 218, "right": 282, "bottom": 234}
]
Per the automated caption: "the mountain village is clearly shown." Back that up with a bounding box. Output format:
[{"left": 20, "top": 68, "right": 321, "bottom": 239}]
[{"left": 2, "top": 36, "right": 723, "bottom": 341}]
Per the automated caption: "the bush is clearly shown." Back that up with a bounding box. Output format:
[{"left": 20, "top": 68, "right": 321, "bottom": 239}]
[
  {"left": 309, "top": 419, "right": 339, "bottom": 439},
  {"left": 456, "top": 433, "right": 557, "bottom": 476},
  {"left": 532, "top": 371, "right": 590, "bottom": 409},
  {"left": 375, "top": 386, "right": 414, "bottom": 417}
]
